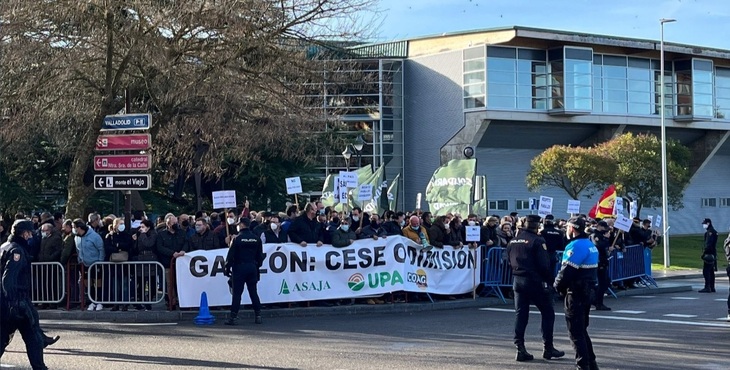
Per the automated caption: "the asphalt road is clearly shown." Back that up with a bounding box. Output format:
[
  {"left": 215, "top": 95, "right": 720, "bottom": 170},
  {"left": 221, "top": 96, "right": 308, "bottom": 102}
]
[{"left": 2, "top": 277, "right": 729, "bottom": 370}]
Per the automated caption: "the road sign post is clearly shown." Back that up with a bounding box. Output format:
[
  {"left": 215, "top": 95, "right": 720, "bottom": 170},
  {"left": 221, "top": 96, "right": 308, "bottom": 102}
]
[
  {"left": 101, "top": 113, "right": 151, "bottom": 131},
  {"left": 94, "top": 154, "right": 151, "bottom": 171},
  {"left": 95, "top": 134, "right": 151, "bottom": 151}
]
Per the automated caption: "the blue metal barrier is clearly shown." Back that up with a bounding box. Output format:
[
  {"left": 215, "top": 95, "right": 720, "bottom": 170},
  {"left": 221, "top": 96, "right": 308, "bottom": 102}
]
[
  {"left": 608, "top": 244, "right": 657, "bottom": 288},
  {"left": 480, "top": 247, "right": 508, "bottom": 303}
]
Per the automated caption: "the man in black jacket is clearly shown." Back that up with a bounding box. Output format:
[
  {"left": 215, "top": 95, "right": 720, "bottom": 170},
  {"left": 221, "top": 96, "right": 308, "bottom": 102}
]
[
  {"left": 699, "top": 218, "right": 718, "bottom": 293},
  {"left": 224, "top": 218, "right": 264, "bottom": 325},
  {"left": 540, "top": 214, "right": 565, "bottom": 278},
  {"left": 591, "top": 221, "right": 612, "bottom": 310},
  {"left": 288, "top": 203, "right": 323, "bottom": 247}
]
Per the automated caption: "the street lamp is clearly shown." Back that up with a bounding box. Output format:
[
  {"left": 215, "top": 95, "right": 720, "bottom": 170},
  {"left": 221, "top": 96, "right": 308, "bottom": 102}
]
[
  {"left": 353, "top": 134, "right": 365, "bottom": 168},
  {"left": 660, "top": 18, "right": 676, "bottom": 268},
  {"left": 342, "top": 145, "right": 353, "bottom": 172}
]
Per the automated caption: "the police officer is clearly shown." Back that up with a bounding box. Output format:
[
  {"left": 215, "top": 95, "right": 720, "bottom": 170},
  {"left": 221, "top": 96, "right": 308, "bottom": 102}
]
[
  {"left": 505, "top": 215, "right": 565, "bottom": 362},
  {"left": 591, "top": 221, "right": 612, "bottom": 311},
  {"left": 554, "top": 216, "right": 599, "bottom": 370},
  {"left": 1, "top": 220, "right": 49, "bottom": 370},
  {"left": 540, "top": 214, "right": 565, "bottom": 277},
  {"left": 224, "top": 218, "right": 264, "bottom": 326}
]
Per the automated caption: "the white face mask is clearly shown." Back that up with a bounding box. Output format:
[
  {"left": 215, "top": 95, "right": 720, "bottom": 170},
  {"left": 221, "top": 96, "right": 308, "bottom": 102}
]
[
  {"left": 270, "top": 223, "right": 279, "bottom": 231},
  {"left": 72, "top": 228, "right": 78, "bottom": 235},
  {"left": 117, "top": 224, "right": 125, "bottom": 232},
  {"left": 352, "top": 216, "right": 359, "bottom": 222},
  {"left": 468, "top": 221, "right": 476, "bottom": 226},
  {"left": 702, "top": 224, "right": 709, "bottom": 230},
  {"left": 400, "top": 220, "right": 406, "bottom": 227},
  {"left": 444, "top": 223, "right": 450, "bottom": 230},
  {"left": 227, "top": 217, "right": 235, "bottom": 225}
]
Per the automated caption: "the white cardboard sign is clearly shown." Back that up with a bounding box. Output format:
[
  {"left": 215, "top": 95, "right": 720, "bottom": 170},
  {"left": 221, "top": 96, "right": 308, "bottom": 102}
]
[
  {"left": 338, "top": 171, "right": 358, "bottom": 188},
  {"left": 357, "top": 184, "right": 373, "bottom": 201},
  {"left": 614, "top": 214, "right": 633, "bottom": 232},
  {"left": 338, "top": 178, "right": 348, "bottom": 204},
  {"left": 614, "top": 198, "right": 624, "bottom": 214},
  {"left": 212, "top": 190, "right": 237, "bottom": 210},
  {"left": 465, "top": 226, "right": 481, "bottom": 242},
  {"left": 285, "top": 177, "right": 303, "bottom": 195},
  {"left": 567, "top": 200, "right": 581, "bottom": 214},
  {"left": 629, "top": 201, "right": 638, "bottom": 219},
  {"left": 537, "top": 196, "right": 553, "bottom": 217},
  {"left": 655, "top": 215, "right": 662, "bottom": 228}
]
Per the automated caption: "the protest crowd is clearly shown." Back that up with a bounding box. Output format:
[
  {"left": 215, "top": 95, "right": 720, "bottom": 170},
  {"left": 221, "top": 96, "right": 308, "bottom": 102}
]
[{"left": 0, "top": 199, "right": 666, "bottom": 313}]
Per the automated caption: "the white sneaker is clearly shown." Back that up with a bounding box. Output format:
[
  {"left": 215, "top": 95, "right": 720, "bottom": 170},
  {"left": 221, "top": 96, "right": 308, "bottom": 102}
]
[
  {"left": 726, "top": 314, "right": 730, "bottom": 322},
  {"left": 95, "top": 304, "right": 104, "bottom": 311},
  {"left": 86, "top": 303, "right": 96, "bottom": 311}
]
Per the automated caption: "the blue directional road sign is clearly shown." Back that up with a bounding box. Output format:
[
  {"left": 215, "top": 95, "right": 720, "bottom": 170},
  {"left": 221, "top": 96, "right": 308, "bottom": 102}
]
[{"left": 101, "top": 113, "right": 151, "bottom": 131}]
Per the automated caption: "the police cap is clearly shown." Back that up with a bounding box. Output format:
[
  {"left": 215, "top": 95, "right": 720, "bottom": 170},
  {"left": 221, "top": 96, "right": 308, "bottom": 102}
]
[
  {"left": 11, "top": 220, "right": 34, "bottom": 236},
  {"left": 566, "top": 216, "right": 585, "bottom": 230},
  {"left": 237, "top": 217, "right": 251, "bottom": 227}
]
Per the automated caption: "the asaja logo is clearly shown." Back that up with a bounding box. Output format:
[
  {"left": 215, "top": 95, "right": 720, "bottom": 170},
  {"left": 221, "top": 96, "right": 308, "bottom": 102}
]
[
  {"left": 279, "top": 280, "right": 290, "bottom": 295},
  {"left": 278, "top": 279, "right": 332, "bottom": 295},
  {"left": 348, "top": 273, "right": 365, "bottom": 292},
  {"left": 407, "top": 269, "right": 428, "bottom": 290}
]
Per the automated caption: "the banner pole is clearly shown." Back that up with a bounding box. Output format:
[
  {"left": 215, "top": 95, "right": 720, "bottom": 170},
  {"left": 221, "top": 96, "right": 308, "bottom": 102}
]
[
  {"left": 472, "top": 247, "right": 477, "bottom": 300},
  {"left": 225, "top": 208, "right": 230, "bottom": 239},
  {"left": 611, "top": 230, "right": 623, "bottom": 248},
  {"left": 295, "top": 193, "right": 299, "bottom": 208}
]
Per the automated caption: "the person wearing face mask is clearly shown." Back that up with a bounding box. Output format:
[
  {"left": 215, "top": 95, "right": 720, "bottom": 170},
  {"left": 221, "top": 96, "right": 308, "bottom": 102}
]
[
  {"left": 349, "top": 207, "right": 370, "bottom": 236},
  {"left": 38, "top": 223, "right": 63, "bottom": 264},
  {"left": 252, "top": 212, "right": 273, "bottom": 239},
  {"left": 539, "top": 215, "right": 565, "bottom": 279},
  {"left": 402, "top": 215, "right": 430, "bottom": 247},
  {"left": 497, "top": 222, "right": 514, "bottom": 247},
  {"left": 554, "top": 216, "right": 599, "bottom": 370},
  {"left": 288, "top": 203, "right": 324, "bottom": 247},
  {"left": 382, "top": 211, "right": 405, "bottom": 236},
  {"left": 0, "top": 220, "right": 53, "bottom": 370},
  {"left": 131, "top": 220, "right": 158, "bottom": 311},
  {"left": 185, "top": 218, "right": 220, "bottom": 252},
  {"left": 480, "top": 216, "right": 500, "bottom": 252},
  {"left": 427, "top": 216, "right": 448, "bottom": 248},
  {"left": 261, "top": 216, "right": 289, "bottom": 244},
  {"left": 73, "top": 219, "right": 105, "bottom": 311},
  {"left": 331, "top": 218, "right": 357, "bottom": 248},
  {"left": 105, "top": 218, "right": 134, "bottom": 311},
  {"left": 359, "top": 214, "right": 388, "bottom": 240},
  {"left": 214, "top": 211, "right": 239, "bottom": 248},
  {"left": 224, "top": 218, "right": 264, "bottom": 325},
  {"left": 699, "top": 218, "right": 718, "bottom": 293},
  {"left": 156, "top": 215, "right": 186, "bottom": 309}
]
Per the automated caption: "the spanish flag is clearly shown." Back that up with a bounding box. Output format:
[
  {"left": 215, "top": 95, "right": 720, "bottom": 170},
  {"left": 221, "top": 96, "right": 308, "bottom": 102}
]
[{"left": 588, "top": 185, "right": 617, "bottom": 219}]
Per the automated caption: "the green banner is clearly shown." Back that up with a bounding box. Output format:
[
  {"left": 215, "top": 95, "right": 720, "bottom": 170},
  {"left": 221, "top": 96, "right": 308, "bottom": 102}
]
[
  {"left": 425, "top": 159, "right": 476, "bottom": 216},
  {"left": 353, "top": 165, "right": 383, "bottom": 212},
  {"left": 387, "top": 173, "right": 400, "bottom": 212}
]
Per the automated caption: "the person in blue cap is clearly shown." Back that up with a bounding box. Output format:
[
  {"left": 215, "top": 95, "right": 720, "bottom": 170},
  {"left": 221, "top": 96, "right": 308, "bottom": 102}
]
[{"left": 554, "top": 216, "right": 599, "bottom": 370}]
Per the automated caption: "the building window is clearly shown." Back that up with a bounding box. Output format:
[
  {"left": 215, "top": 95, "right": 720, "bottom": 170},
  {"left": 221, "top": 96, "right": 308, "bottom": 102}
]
[
  {"left": 515, "top": 199, "right": 530, "bottom": 210},
  {"left": 715, "top": 67, "right": 730, "bottom": 119},
  {"left": 702, "top": 198, "right": 717, "bottom": 207},
  {"left": 489, "top": 200, "right": 509, "bottom": 211},
  {"left": 463, "top": 47, "right": 486, "bottom": 109},
  {"left": 720, "top": 198, "right": 730, "bottom": 207},
  {"left": 549, "top": 47, "right": 592, "bottom": 111},
  {"left": 693, "top": 59, "right": 714, "bottom": 118},
  {"left": 486, "top": 46, "right": 547, "bottom": 110}
]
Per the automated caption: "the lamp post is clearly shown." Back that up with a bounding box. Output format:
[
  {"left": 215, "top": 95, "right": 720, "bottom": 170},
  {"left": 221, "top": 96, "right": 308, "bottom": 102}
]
[
  {"left": 342, "top": 145, "right": 353, "bottom": 172},
  {"left": 660, "top": 18, "right": 676, "bottom": 268},
  {"left": 353, "top": 134, "right": 365, "bottom": 168}
]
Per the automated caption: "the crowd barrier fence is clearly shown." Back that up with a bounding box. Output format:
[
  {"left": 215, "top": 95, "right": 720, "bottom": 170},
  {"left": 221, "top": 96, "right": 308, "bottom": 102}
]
[
  {"left": 608, "top": 244, "right": 658, "bottom": 288},
  {"left": 30, "top": 262, "right": 65, "bottom": 304},
  {"left": 85, "top": 261, "right": 166, "bottom": 306}
]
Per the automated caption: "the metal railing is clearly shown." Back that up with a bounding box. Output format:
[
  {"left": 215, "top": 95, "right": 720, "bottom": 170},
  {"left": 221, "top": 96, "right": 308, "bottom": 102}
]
[
  {"left": 86, "top": 261, "right": 166, "bottom": 306},
  {"left": 30, "top": 262, "right": 66, "bottom": 304}
]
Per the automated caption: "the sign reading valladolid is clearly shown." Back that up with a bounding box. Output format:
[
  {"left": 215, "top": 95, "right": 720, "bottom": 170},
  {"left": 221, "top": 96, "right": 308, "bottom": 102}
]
[{"left": 175, "top": 236, "right": 480, "bottom": 308}]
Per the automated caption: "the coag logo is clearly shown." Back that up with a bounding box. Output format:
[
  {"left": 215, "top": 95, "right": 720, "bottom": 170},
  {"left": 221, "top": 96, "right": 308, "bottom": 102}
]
[
  {"left": 407, "top": 269, "right": 428, "bottom": 290},
  {"left": 348, "top": 273, "right": 365, "bottom": 292}
]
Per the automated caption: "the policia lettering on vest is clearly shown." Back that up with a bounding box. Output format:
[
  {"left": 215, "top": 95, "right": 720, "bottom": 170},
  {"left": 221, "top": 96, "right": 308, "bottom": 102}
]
[
  {"left": 505, "top": 215, "right": 565, "bottom": 362},
  {"left": 554, "top": 216, "right": 600, "bottom": 370}
]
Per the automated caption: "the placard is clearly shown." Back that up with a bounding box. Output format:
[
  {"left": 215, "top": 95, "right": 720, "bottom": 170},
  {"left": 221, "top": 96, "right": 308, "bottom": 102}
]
[
  {"left": 358, "top": 184, "right": 373, "bottom": 201},
  {"left": 416, "top": 193, "right": 422, "bottom": 209},
  {"left": 333, "top": 176, "right": 341, "bottom": 204},
  {"left": 647, "top": 215, "right": 653, "bottom": 226},
  {"left": 465, "top": 226, "right": 481, "bottom": 242},
  {"left": 629, "top": 201, "right": 638, "bottom": 219},
  {"left": 614, "top": 214, "right": 633, "bottom": 232},
  {"left": 338, "top": 171, "right": 358, "bottom": 188},
  {"left": 614, "top": 197, "right": 624, "bottom": 214},
  {"left": 654, "top": 215, "right": 662, "bottom": 228},
  {"left": 338, "top": 178, "right": 348, "bottom": 205},
  {"left": 212, "top": 190, "right": 237, "bottom": 209},
  {"left": 537, "top": 196, "right": 553, "bottom": 217},
  {"left": 285, "top": 177, "right": 303, "bottom": 195},
  {"left": 567, "top": 199, "right": 581, "bottom": 214}
]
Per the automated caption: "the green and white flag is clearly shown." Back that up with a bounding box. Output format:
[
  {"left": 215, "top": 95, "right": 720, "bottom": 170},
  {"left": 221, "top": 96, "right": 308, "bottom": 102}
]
[
  {"left": 387, "top": 173, "right": 400, "bottom": 212},
  {"left": 425, "top": 159, "right": 476, "bottom": 216},
  {"left": 353, "top": 165, "right": 383, "bottom": 212}
]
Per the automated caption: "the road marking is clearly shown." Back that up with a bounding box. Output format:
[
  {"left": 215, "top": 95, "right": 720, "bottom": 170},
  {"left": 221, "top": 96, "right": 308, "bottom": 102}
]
[
  {"left": 663, "top": 314, "right": 697, "bottom": 318},
  {"left": 714, "top": 299, "right": 726, "bottom": 302},
  {"left": 630, "top": 295, "right": 655, "bottom": 299},
  {"left": 671, "top": 297, "right": 699, "bottom": 300},
  {"left": 40, "top": 320, "right": 178, "bottom": 327},
  {"left": 480, "top": 308, "right": 730, "bottom": 328},
  {"left": 613, "top": 310, "right": 645, "bottom": 314}
]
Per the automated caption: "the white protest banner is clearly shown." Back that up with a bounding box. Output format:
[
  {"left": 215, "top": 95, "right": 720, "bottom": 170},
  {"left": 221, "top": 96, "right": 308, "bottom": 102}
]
[
  {"left": 416, "top": 193, "right": 422, "bottom": 209},
  {"left": 285, "top": 177, "right": 303, "bottom": 195},
  {"left": 211, "top": 190, "right": 237, "bottom": 210},
  {"left": 537, "top": 196, "right": 553, "bottom": 217},
  {"left": 629, "top": 201, "right": 638, "bottom": 219},
  {"left": 614, "top": 214, "right": 633, "bottom": 232},
  {"left": 647, "top": 215, "right": 654, "bottom": 226},
  {"left": 567, "top": 200, "right": 581, "bottom": 214},
  {"left": 614, "top": 198, "right": 624, "bottom": 214},
  {"left": 339, "top": 171, "right": 358, "bottom": 188},
  {"left": 357, "top": 184, "right": 373, "bottom": 201},
  {"left": 175, "top": 236, "right": 481, "bottom": 308},
  {"left": 465, "top": 226, "right": 480, "bottom": 242},
  {"left": 338, "top": 178, "right": 348, "bottom": 205},
  {"left": 655, "top": 215, "right": 662, "bottom": 228}
]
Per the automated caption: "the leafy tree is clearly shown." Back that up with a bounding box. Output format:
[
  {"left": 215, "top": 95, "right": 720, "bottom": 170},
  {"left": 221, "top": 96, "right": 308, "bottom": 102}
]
[
  {"left": 526, "top": 145, "right": 614, "bottom": 200},
  {"left": 0, "top": 0, "right": 378, "bottom": 218},
  {"left": 596, "top": 133, "right": 691, "bottom": 215}
]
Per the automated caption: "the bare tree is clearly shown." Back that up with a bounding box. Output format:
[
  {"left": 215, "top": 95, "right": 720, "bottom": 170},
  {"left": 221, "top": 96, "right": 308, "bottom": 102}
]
[{"left": 0, "top": 0, "right": 379, "bottom": 217}]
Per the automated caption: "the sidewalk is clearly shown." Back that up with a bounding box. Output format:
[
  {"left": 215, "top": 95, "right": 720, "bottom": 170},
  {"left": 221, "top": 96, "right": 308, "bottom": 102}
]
[
  {"left": 38, "top": 277, "right": 695, "bottom": 323},
  {"left": 650, "top": 268, "right": 703, "bottom": 281}
]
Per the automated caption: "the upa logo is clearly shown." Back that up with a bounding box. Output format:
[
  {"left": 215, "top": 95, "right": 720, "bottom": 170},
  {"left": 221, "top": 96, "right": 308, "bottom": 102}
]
[
  {"left": 407, "top": 269, "right": 428, "bottom": 290},
  {"left": 348, "top": 273, "right": 365, "bottom": 292}
]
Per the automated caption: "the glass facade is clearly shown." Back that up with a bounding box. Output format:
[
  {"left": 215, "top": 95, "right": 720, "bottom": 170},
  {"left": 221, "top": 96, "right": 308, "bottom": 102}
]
[{"left": 465, "top": 44, "right": 730, "bottom": 121}]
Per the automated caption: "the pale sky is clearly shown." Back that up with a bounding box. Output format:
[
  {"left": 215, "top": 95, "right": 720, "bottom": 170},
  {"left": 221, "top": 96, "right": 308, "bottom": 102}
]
[{"left": 374, "top": 0, "right": 730, "bottom": 50}]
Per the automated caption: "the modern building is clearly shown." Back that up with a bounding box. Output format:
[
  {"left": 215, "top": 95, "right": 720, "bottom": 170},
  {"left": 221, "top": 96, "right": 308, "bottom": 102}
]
[{"left": 329, "top": 26, "right": 730, "bottom": 235}]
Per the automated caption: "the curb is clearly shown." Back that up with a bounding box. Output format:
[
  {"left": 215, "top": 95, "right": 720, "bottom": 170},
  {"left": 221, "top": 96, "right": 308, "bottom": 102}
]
[
  {"left": 38, "top": 284, "right": 694, "bottom": 323},
  {"left": 651, "top": 273, "right": 703, "bottom": 281}
]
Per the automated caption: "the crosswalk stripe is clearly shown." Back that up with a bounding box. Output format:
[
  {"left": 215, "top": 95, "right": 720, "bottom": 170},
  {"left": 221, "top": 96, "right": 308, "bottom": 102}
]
[
  {"left": 613, "top": 310, "right": 646, "bottom": 314},
  {"left": 630, "top": 296, "right": 656, "bottom": 299},
  {"left": 663, "top": 314, "right": 697, "bottom": 318},
  {"left": 671, "top": 297, "right": 699, "bottom": 300}
]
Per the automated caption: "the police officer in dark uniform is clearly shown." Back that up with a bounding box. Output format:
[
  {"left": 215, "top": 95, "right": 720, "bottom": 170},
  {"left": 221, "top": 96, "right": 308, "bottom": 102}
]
[
  {"left": 540, "top": 214, "right": 565, "bottom": 277},
  {"left": 591, "top": 221, "right": 612, "bottom": 311},
  {"left": 505, "top": 215, "right": 565, "bottom": 362},
  {"left": 1, "top": 220, "right": 49, "bottom": 370},
  {"left": 224, "top": 218, "right": 264, "bottom": 326},
  {"left": 554, "top": 217, "right": 599, "bottom": 370}
]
